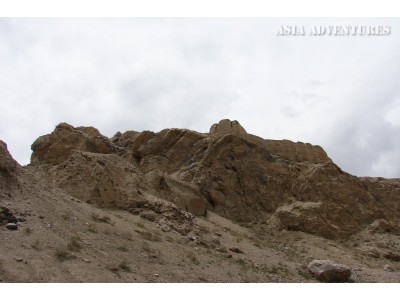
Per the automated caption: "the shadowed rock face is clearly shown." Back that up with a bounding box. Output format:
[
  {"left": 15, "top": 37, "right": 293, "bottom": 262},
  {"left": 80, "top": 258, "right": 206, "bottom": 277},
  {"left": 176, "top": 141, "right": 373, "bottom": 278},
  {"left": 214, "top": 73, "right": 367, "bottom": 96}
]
[
  {"left": 27, "top": 120, "right": 399, "bottom": 239},
  {"left": 0, "top": 141, "right": 18, "bottom": 174},
  {"left": 0, "top": 140, "right": 19, "bottom": 191}
]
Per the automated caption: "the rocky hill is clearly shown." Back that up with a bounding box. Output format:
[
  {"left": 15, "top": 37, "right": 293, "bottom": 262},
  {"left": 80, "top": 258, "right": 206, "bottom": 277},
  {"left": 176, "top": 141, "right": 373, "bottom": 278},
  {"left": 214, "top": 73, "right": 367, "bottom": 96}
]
[{"left": 1, "top": 119, "right": 399, "bottom": 282}]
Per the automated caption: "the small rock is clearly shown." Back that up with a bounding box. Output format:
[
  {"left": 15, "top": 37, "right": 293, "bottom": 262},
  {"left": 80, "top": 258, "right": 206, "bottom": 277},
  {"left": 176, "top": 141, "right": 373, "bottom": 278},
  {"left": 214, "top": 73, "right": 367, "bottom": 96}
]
[
  {"left": 129, "top": 208, "right": 141, "bottom": 215},
  {"left": 153, "top": 273, "right": 160, "bottom": 277},
  {"left": 160, "top": 224, "right": 171, "bottom": 232},
  {"left": 14, "top": 257, "right": 23, "bottom": 262},
  {"left": 82, "top": 258, "right": 91, "bottom": 263},
  {"left": 224, "top": 254, "right": 233, "bottom": 258},
  {"left": 198, "top": 241, "right": 212, "bottom": 249},
  {"left": 384, "top": 264, "right": 394, "bottom": 272},
  {"left": 140, "top": 211, "right": 157, "bottom": 222},
  {"left": 6, "top": 223, "right": 18, "bottom": 230},
  {"left": 229, "top": 247, "right": 244, "bottom": 254},
  {"left": 66, "top": 252, "right": 77, "bottom": 259},
  {"left": 16, "top": 216, "right": 26, "bottom": 222},
  {"left": 215, "top": 246, "right": 227, "bottom": 253},
  {"left": 210, "top": 239, "right": 221, "bottom": 247},
  {"left": 188, "top": 235, "right": 197, "bottom": 242},
  {"left": 308, "top": 260, "right": 351, "bottom": 283},
  {"left": 38, "top": 215, "right": 44, "bottom": 219},
  {"left": 214, "top": 232, "right": 222, "bottom": 237},
  {"left": 363, "top": 248, "right": 380, "bottom": 258},
  {"left": 383, "top": 251, "right": 400, "bottom": 262}
]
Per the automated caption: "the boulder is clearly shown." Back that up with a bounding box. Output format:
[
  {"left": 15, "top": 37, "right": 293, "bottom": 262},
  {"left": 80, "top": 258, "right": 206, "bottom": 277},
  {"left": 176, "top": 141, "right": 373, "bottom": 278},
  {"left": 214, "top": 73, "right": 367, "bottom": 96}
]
[
  {"left": 384, "top": 264, "right": 394, "bottom": 272},
  {"left": 229, "top": 247, "right": 244, "bottom": 253},
  {"left": 0, "top": 207, "right": 19, "bottom": 225},
  {"left": 383, "top": 251, "right": 400, "bottom": 262},
  {"left": 308, "top": 260, "right": 351, "bottom": 283},
  {"left": 5, "top": 223, "right": 18, "bottom": 230}
]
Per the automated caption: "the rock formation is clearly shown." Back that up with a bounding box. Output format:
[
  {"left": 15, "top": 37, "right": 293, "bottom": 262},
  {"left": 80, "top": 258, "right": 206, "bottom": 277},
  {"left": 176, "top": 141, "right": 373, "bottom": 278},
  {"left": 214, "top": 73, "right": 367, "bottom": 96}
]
[
  {"left": 30, "top": 122, "right": 116, "bottom": 165},
  {"left": 209, "top": 119, "right": 248, "bottom": 139},
  {"left": 0, "top": 140, "right": 20, "bottom": 191},
  {"left": 0, "top": 140, "right": 19, "bottom": 175},
  {"left": 26, "top": 119, "right": 400, "bottom": 239}
]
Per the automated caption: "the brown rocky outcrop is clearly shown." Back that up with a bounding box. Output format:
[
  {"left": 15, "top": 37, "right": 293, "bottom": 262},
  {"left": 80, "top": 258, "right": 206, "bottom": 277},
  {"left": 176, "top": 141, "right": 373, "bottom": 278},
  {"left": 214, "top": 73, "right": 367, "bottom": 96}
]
[
  {"left": 209, "top": 119, "right": 248, "bottom": 139},
  {"left": 27, "top": 119, "right": 400, "bottom": 239},
  {"left": 360, "top": 177, "right": 400, "bottom": 219},
  {"left": 274, "top": 162, "right": 383, "bottom": 238},
  {"left": 248, "top": 135, "right": 331, "bottom": 164},
  {"left": 0, "top": 141, "right": 18, "bottom": 175},
  {"left": 30, "top": 123, "right": 117, "bottom": 165}
]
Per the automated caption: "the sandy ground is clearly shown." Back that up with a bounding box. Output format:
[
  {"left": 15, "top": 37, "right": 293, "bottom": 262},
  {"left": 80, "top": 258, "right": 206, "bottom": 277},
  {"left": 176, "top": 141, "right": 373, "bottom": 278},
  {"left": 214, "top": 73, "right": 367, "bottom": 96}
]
[{"left": 1, "top": 168, "right": 399, "bottom": 283}]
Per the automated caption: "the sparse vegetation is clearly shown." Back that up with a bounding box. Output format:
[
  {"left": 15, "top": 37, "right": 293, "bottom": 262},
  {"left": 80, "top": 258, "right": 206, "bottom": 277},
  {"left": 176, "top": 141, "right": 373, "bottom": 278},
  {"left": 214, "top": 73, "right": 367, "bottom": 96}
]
[
  {"left": 61, "top": 211, "right": 71, "bottom": 221},
  {"left": 122, "top": 231, "right": 133, "bottom": 241},
  {"left": 215, "top": 246, "right": 228, "bottom": 253},
  {"left": 117, "top": 244, "right": 129, "bottom": 252},
  {"left": 140, "top": 230, "right": 162, "bottom": 242},
  {"left": 91, "top": 212, "right": 112, "bottom": 224},
  {"left": 31, "top": 239, "right": 42, "bottom": 250},
  {"left": 198, "top": 225, "right": 210, "bottom": 234},
  {"left": 235, "top": 258, "right": 250, "bottom": 272},
  {"left": 109, "top": 259, "right": 132, "bottom": 273},
  {"left": 87, "top": 223, "right": 98, "bottom": 233},
  {"left": 142, "top": 242, "right": 153, "bottom": 253},
  {"left": 118, "top": 260, "right": 131, "bottom": 272},
  {"left": 253, "top": 263, "right": 291, "bottom": 277},
  {"left": 165, "top": 235, "right": 174, "bottom": 243},
  {"left": 55, "top": 248, "right": 68, "bottom": 261},
  {"left": 186, "top": 251, "right": 200, "bottom": 265},
  {"left": 269, "top": 265, "right": 281, "bottom": 275},
  {"left": 135, "top": 221, "right": 145, "bottom": 229},
  {"left": 24, "top": 227, "right": 33, "bottom": 235},
  {"left": 297, "top": 267, "right": 314, "bottom": 280},
  {"left": 236, "top": 236, "right": 244, "bottom": 243},
  {"left": 67, "top": 236, "right": 82, "bottom": 252}
]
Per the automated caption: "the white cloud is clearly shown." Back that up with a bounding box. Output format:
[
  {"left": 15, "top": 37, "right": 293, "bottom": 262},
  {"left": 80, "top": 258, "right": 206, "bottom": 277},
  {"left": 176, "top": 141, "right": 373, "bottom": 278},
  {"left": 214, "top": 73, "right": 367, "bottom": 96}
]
[{"left": 1, "top": 18, "right": 400, "bottom": 178}]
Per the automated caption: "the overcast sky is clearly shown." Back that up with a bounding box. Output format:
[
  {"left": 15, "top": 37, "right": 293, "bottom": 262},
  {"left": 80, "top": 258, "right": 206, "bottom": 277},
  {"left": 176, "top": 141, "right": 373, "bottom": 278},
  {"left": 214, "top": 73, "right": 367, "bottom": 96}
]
[{"left": 1, "top": 18, "right": 400, "bottom": 178}]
